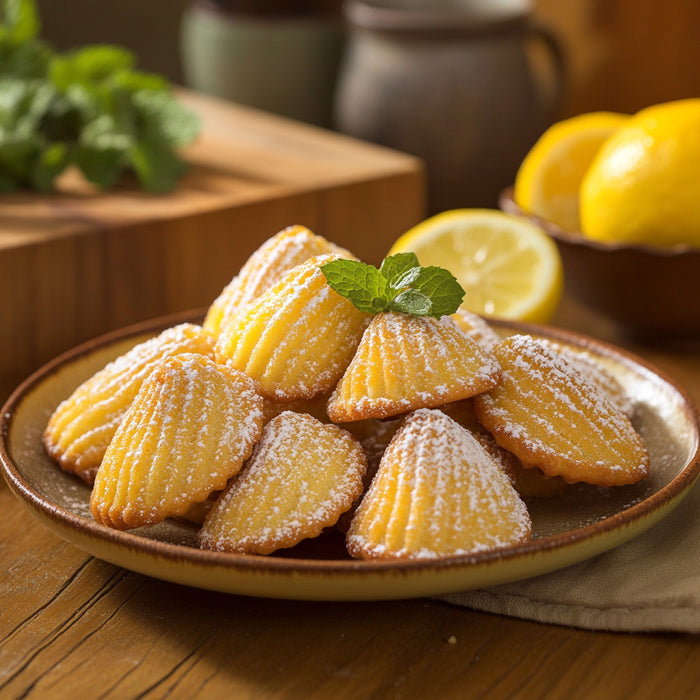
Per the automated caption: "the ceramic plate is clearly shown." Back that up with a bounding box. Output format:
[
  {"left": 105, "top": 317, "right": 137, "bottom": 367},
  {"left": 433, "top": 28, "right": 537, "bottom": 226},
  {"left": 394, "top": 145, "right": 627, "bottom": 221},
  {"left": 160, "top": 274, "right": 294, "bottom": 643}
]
[{"left": 1, "top": 311, "right": 698, "bottom": 601}]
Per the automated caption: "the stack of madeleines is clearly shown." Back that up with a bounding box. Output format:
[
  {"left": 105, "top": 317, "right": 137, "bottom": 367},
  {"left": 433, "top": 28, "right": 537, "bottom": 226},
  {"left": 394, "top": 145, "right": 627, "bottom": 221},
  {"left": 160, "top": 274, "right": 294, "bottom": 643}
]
[{"left": 43, "top": 225, "right": 650, "bottom": 560}]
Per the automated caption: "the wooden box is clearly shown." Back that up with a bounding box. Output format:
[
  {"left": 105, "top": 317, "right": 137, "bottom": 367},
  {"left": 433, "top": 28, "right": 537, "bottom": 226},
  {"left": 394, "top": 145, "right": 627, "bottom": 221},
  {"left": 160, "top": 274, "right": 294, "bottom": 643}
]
[{"left": 0, "top": 91, "right": 425, "bottom": 402}]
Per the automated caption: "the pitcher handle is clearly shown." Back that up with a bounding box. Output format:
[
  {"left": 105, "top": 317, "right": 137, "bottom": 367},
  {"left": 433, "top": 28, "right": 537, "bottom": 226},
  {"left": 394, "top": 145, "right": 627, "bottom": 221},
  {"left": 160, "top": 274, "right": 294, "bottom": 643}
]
[{"left": 526, "top": 21, "right": 567, "bottom": 120}]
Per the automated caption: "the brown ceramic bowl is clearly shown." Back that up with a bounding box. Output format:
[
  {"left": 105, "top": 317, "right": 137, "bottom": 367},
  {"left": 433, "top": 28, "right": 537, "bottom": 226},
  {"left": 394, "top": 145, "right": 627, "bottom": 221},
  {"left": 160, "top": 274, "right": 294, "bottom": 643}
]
[{"left": 499, "top": 187, "right": 700, "bottom": 341}]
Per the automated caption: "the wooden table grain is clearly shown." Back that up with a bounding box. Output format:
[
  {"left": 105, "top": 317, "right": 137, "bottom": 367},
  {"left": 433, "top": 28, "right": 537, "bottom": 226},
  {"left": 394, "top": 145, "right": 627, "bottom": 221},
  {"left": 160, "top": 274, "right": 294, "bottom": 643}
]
[{"left": 1, "top": 295, "right": 699, "bottom": 700}]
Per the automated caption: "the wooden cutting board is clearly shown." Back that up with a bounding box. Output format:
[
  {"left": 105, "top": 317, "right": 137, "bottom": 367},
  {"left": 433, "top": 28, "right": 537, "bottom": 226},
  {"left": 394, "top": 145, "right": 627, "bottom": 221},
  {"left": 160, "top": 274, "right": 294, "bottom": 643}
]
[{"left": 0, "top": 90, "right": 425, "bottom": 402}]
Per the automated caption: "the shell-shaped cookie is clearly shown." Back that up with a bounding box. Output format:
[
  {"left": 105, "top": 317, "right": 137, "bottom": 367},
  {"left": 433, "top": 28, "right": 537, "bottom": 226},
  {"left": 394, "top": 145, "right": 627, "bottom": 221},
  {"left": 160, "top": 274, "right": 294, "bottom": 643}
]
[
  {"left": 90, "top": 353, "right": 263, "bottom": 530},
  {"left": 215, "top": 255, "right": 369, "bottom": 401},
  {"left": 203, "top": 225, "right": 354, "bottom": 336},
  {"left": 326, "top": 312, "right": 501, "bottom": 422},
  {"left": 539, "top": 338, "right": 635, "bottom": 418},
  {"left": 197, "top": 411, "right": 367, "bottom": 554},
  {"left": 473, "top": 334, "right": 650, "bottom": 487},
  {"left": 450, "top": 308, "right": 502, "bottom": 352},
  {"left": 43, "top": 324, "right": 216, "bottom": 484},
  {"left": 346, "top": 409, "right": 532, "bottom": 559}
]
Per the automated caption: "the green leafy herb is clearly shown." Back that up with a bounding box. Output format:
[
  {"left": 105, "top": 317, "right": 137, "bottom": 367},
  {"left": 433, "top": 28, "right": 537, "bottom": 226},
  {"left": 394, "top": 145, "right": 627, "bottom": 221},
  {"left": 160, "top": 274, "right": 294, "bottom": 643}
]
[
  {"left": 321, "top": 254, "right": 465, "bottom": 319},
  {"left": 0, "top": 0, "right": 200, "bottom": 193}
]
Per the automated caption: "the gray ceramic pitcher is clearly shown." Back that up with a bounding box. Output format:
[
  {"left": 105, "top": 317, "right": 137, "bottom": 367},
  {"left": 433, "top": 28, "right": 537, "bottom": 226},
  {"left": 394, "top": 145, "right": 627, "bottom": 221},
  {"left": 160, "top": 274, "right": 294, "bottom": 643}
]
[{"left": 334, "top": 0, "right": 565, "bottom": 213}]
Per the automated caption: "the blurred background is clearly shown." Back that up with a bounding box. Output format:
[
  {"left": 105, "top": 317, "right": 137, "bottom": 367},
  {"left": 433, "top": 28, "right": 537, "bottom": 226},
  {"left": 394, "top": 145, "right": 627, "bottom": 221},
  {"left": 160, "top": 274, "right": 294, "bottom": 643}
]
[
  {"left": 36, "top": 0, "right": 700, "bottom": 115},
  {"left": 34, "top": 0, "right": 700, "bottom": 213},
  {"left": 5, "top": 0, "right": 700, "bottom": 393}
]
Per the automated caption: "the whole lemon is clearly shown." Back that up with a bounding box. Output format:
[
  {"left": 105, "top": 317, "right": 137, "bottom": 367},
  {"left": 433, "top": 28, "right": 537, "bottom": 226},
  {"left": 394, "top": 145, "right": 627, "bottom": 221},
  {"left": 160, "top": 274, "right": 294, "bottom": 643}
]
[{"left": 580, "top": 98, "right": 700, "bottom": 248}]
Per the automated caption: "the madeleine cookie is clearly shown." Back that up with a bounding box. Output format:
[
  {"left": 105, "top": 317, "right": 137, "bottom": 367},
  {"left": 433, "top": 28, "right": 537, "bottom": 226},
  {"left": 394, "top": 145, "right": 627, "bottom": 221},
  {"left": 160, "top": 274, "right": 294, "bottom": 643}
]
[
  {"left": 90, "top": 354, "right": 263, "bottom": 530},
  {"left": 346, "top": 409, "right": 532, "bottom": 559},
  {"left": 215, "top": 255, "right": 368, "bottom": 401},
  {"left": 43, "top": 323, "right": 216, "bottom": 484},
  {"left": 473, "top": 334, "right": 650, "bottom": 487},
  {"left": 197, "top": 411, "right": 366, "bottom": 554},
  {"left": 539, "top": 338, "right": 635, "bottom": 418},
  {"left": 326, "top": 312, "right": 501, "bottom": 422},
  {"left": 450, "top": 308, "right": 501, "bottom": 352},
  {"left": 204, "top": 225, "right": 354, "bottom": 336}
]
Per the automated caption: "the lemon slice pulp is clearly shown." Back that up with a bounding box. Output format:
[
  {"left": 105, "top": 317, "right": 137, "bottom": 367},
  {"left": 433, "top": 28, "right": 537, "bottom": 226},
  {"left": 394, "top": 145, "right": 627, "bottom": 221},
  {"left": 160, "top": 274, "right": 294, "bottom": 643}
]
[
  {"left": 388, "top": 209, "right": 564, "bottom": 323},
  {"left": 514, "top": 111, "right": 628, "bottom": 232}
]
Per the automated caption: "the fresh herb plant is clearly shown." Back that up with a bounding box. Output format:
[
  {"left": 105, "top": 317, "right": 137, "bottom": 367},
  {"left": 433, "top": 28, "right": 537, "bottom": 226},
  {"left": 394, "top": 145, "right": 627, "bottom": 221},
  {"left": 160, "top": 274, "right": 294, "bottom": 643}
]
[
  {"left": 321, "top": 253, "right": 465, "bottom": 319},
  {"left": 0, "top": 0, "right": 200, "bottom": 192}
]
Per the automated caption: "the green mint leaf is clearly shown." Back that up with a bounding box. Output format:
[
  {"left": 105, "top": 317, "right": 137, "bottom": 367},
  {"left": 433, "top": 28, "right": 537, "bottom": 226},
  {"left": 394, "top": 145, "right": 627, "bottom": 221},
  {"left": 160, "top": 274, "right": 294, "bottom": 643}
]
[
  {"left": 408, "top": 266, "right": 465, "bottom": 318},
  {"left": 129, "top": 132, "right": 187, "bottom": 193},
  {"left": 132, "top": 89, "right": 200, "bottom": 148},
  {"left": 26, "top": 80, "right": 57, "bottom": 125},
  {"left": 322, "top": 256, "right": 465, "bottom": 318},
  {"left": 75, "top": 114, "right": 131, "bottom": 189},
  {"left": 0, "top": 37, "right": 51, "bottom": 79},
  {"left": 388, "top": 289, "right": 433, "bottom": 316},
  {"left": 321, "top": 259, "right": 390, "bottom": 314},
  {"left": 380, "top": 252, "right": 420, "bottom": 288},
  {"left": 2, "top": 0, "right": 40, "bottom": 43},
  {"left": 30, "top": 140, "right": 68, "bottom": 191},
  {"left": 391, "top": 266, "right": 422, "bottom": 290},
  {"left": 0, "top": 125, "right": 40, "bottom": 181},
  {"left": 51, "top": 45, "right": 135, "bottom": 90},
  {"left": 63, "top": 83, "right": 101, "bottom": 123},
  {"left": 0, "top": 76, "right": 30, "bottom": 124},
  {"left": 0, "top": 2, "right": 200, "bottom": 193},
  {"left": 76, "top": 144, "right": 123, "bottom": 189},
  {"left": 110, "top": 69, "right": 170, "bottom": 95}
]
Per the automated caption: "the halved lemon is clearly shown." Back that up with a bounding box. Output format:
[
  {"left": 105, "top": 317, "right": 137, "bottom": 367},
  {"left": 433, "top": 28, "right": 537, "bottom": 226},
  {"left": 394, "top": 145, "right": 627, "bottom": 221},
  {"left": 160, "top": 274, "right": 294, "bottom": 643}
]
[
  {"left": 514, "top": 111, "right": 628, "bottom": 232},
  {"left": 388, "top": 209, "right": 564, "bottom": 323}
]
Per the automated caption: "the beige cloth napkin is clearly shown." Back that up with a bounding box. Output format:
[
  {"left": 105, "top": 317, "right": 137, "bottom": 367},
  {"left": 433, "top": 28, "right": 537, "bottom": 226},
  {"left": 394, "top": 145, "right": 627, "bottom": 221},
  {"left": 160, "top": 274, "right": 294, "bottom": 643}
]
[{"left": 438, "top": 479, "right": 700, "bottom": 633}]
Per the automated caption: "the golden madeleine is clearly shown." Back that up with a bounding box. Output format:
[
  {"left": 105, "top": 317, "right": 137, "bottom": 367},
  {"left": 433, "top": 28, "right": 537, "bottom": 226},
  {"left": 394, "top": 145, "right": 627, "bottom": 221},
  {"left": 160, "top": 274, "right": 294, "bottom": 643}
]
[
  {"left": 346, "top": 409, "right": 532, "bottom": 559},
  {"left": 326, "top": 312, "right": 501, "bottom": 422},
  {"left": 44, "top": 323, "right": 215, "bottom": 484},
  {"left": 539, "top": 338, "right": 635, "bottom": 418},
  {"left": 450, "top": 308, "right": 501, "bottom": 352},
  {"left": 215, "top": 255, "right": 368, "bottom": 401},
  {"left": 473, "top": 334, "right": 650, "bottom": 487},
  {"left": 204, "top": 225, "right": 354, "bottom": 336},
  {"left": 90, "top": 353, "right": 263, "bottom": 530},
  {"left": 197, "top": 411, "right": 366, "bottom": 554}
]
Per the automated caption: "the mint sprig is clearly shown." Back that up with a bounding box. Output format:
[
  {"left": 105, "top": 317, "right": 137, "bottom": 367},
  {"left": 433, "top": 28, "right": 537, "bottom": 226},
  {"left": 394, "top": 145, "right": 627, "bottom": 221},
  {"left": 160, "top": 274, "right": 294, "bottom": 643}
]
[
  {"left": 321, "top": 253, "right": 465, "bottom": 319},
  {"left": 0, "top": 0, "right": 200, "bottom": 193}
]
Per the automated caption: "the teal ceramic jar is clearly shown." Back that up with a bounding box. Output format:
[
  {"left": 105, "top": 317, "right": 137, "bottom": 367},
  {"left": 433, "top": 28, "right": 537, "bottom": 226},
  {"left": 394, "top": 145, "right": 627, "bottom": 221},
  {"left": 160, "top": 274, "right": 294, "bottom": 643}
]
[{"left": 181, "top": 0, "right": 345, "bottom": 128}]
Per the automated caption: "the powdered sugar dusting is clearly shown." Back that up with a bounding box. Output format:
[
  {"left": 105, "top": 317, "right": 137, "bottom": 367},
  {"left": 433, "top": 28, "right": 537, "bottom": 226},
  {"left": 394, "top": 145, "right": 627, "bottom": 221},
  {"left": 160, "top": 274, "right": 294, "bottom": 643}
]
[
  {"left": 475, "top": 334, "right": 649, "bottom": 485},
  {"left": 198, "top": 411, "right": 366, "bottom": 554},
  {"left": 214, "top": 226, "right": 353, "bottom": 324},
  {"left": 216, "top": 254, "right": 367, "bottom": 401},
  {"left": 44, "top": 323, "right": 215, "bottom": 482},
  {"left": 347, "top": 409, "right": 531, "bottom": 559},
  {"left": 91, "top": 353, "right": 263, "bottom": 529},
  {"left": 327, "top": 312, "right": 501, "bottom": 421}
]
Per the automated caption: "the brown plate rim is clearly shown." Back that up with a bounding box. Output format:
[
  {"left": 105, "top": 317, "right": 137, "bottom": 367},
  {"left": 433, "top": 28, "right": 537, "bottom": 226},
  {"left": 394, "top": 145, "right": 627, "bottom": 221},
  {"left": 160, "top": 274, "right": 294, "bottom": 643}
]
[{"left": 1, "top": 310, "right": 699, "bottom": 576}]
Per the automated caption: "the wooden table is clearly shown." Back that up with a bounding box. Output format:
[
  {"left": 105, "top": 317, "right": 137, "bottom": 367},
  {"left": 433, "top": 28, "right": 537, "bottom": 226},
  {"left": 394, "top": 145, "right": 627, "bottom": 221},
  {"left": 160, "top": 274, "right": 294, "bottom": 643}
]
[{"left": 1, "top": 294, "right": 698, "bottom": 699}]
